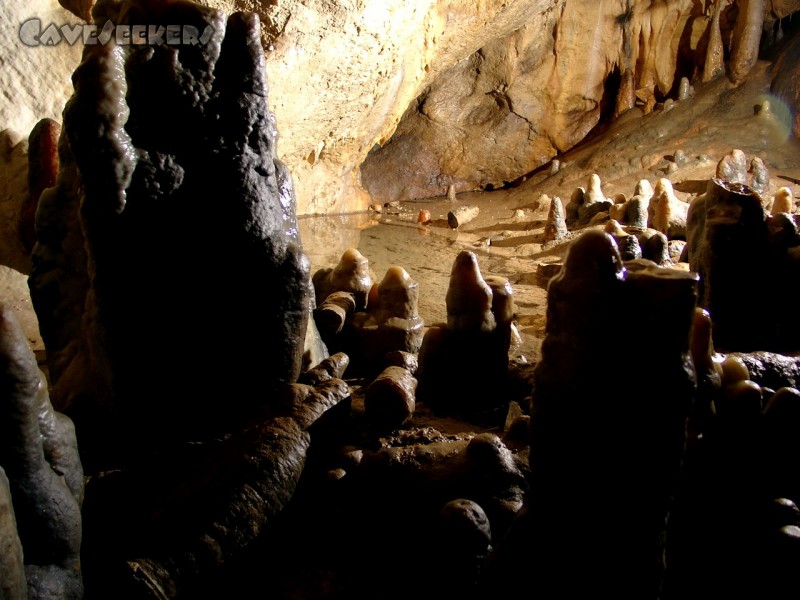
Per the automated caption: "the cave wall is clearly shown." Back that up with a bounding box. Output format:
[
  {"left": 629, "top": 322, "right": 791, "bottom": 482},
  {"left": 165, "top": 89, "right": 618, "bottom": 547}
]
[
  {"left": 1, "top": 0, "right": 799, "bottom": 220},
  {"left": 361, "top": 0, "right": 800, "bottom": 203}
]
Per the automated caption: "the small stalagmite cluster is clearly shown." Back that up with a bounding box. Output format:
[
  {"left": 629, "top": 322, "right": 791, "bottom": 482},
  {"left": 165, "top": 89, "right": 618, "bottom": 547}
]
[{"left": 312, "top": 249, "right": 425, "bottom": 378}]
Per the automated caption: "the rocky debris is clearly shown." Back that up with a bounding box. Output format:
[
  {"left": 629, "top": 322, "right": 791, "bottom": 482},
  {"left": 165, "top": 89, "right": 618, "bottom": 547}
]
[
  {"left": 0, "top": 304, "right": 83, "bottom": 600},
  {"left": 447, "top": 205, "right": 480, "bottom": 229},
  {"left": 364, "top": 365, "right": 417, "bottom": 430},
  {"left": 432, "top": 498, "right": 493, "bottom": 596}
]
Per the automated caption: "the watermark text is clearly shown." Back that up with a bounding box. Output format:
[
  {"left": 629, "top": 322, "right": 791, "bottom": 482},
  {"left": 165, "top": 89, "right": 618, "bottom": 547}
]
[{"left": 19, "top": 18, "right": 215, "bottom": 47}]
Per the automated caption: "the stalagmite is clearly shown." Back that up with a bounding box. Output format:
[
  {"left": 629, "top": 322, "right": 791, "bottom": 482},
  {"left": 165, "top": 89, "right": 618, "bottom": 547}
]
[
  {"left": 0, "top": 304, "right": 83, "bottom": 599},
  {"left": 313, "top": 248, "right": 374, "bottom": 310},
  {"left": 543, "top": 196, "right": 568, "bottom": 242},
  {"left": 716, "top": 149, "right": 750, "bottom": 185},
  {"left": 29, "top": 1, "right": 321, "bottom": 464},
  {"left": 686, "top": 176, "right": 800, "bottom": 351},
  {"left": 771, "top": 187, "right": 794, "bottom": 215},
  {"left": 521, "top": 230, "right": 698, "bottom": 598},
  {"left": 416, "top": 251, "right": 513, "bottom": 419},
  {"left": 20, "top": 119, "right": 59, "bottom": 252},
  {"left": 650, "top": 178, "right": 689, "bottom": 239},
  {"left": 749, "top": 157, "right": 770, "bottom": 197}
]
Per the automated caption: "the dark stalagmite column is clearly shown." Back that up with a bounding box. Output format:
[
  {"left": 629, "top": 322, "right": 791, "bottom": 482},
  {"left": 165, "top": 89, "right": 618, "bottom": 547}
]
[
  {"left": 686, "top": 177, "right": 792, "bottom": 352},
  {"left": 29, "top": 0, "right": 311, "bottom": 467},
  {"left": 518, "top": 230, "right": 699, "bottom": 599}
]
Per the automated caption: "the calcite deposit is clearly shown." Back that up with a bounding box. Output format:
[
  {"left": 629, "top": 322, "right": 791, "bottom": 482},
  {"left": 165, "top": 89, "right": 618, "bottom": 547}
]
[
  {"left": 565, "top": 173, "right": 613, "bottom": 227},
  {"left": 0, "top": 304, "right": 83, "bottom": 600},
  {"left": 312, "top": 248, "right": 374, "bottom": 310},
  {"left": 513, "top": 230, "right": 699, "bottom": 598},
  {"left": 650, "top": 177, "right": 689, "bottom": 239},
  {"left": 416, "top": 251, "right": 515, "bottom": 420},
  {"left": 685, "top": 173, "right": 800, "bottom": 352},
  {"left": 29, "top": 0, "right": 315, "bottom": 463}
]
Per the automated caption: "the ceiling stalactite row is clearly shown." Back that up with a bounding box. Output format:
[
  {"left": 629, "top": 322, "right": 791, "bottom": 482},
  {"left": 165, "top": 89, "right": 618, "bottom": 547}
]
[{"left": 362, "top": 0, "right": 800, "bottom": 204}]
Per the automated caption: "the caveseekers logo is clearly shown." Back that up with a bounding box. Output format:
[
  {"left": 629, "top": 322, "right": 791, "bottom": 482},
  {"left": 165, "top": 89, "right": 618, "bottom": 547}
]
[{"left": 19, "top": 18, "right": 215, "bottom": 47}]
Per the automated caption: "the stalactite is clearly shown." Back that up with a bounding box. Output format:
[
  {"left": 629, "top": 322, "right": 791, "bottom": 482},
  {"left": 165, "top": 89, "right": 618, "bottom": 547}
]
[
  {"left": 728, "top": 0, "right": 764, "bottom": 84},
  {"left": 703, "top": 0, "right": 728, "bottom": 82}
]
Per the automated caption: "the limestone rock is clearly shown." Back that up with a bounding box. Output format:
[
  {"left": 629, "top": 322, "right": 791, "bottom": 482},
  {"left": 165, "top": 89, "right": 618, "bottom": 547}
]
[
  {"left": 0, "top": 304, "right": 84, "bottom": 600},
  {"left": 728, "top": 0, "right": 764, "bottom": 85},
  {"left": 0, "top": 1, "right": 83, "bottom": 141},
  {"left": 203, "top": 0, "right": 563, "bottom": 214},
  {"left": 771, "top": 30, "right": 800, "bottom": 138},
  {"left": 686, "top": 177, "right": 800, "bottom": 352},
  {"left": 29, "top": 1, "right": 313, "bottom": 465},
  {"left": 526, "top": 230, "right": 698, "bottom": 598},
  {"left": 0, "top": 0, "right": 788, "bottom": 216},
  {"left": 416, "top": 251, "right": 513, "bottom": 419},
  {"left": 360, "top": 0, "right": 740, "bottom": 204}
]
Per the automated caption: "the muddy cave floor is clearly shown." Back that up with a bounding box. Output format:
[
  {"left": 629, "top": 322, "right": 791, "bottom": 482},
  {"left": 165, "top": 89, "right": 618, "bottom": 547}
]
[{"left": 3, "top": 61, "right": 800, "bottom": 598}]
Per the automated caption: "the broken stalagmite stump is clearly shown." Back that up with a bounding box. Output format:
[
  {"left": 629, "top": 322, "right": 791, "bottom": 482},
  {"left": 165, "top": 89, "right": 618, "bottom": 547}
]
[
  {"left": 333, "top": 265, "right": 425, "bottom": 377},
  {"left": 447, "top": 205, "right": 480, "bottom": 229}
]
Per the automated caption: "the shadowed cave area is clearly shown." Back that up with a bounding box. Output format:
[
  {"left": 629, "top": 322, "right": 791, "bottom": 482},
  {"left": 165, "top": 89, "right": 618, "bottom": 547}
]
[{"left": 2, "top": 1, "right": 800, "bottom": 599}]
